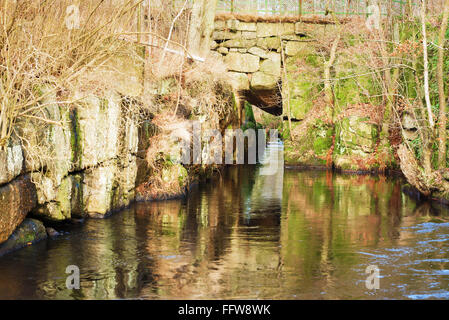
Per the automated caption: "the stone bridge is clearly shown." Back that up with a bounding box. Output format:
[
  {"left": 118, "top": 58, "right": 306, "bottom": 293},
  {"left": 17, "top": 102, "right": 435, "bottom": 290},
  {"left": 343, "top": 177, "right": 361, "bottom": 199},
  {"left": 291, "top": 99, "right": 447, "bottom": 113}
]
[{"left": 210, "top": 16, "right": 337, "bottom": 117}]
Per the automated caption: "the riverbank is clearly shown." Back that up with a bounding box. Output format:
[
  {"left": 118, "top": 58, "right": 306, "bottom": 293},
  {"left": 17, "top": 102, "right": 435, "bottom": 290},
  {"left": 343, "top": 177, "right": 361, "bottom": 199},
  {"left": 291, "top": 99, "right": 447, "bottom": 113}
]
[{"left": 0, "top": 46, "right": 239, "bottom": 257}]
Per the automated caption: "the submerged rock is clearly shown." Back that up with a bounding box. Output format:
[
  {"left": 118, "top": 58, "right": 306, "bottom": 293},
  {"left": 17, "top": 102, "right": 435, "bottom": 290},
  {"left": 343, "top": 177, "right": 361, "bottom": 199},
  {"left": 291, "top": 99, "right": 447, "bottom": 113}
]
[
  {"left": 0, "top": 219, "right": 47, "bottom": 256},
  {"left": 46, "top": 227, "right": 60, "bottom": 238}
]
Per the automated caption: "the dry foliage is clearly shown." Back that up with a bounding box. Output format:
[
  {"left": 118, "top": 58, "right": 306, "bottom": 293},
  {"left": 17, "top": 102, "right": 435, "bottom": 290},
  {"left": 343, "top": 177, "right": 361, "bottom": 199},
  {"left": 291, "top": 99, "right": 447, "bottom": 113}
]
[
  {"left": 0, "top": 0, "right": 143, "bottom": 150},
  {"left": 137, "top": 56, "right": 238, "bottom": 199},
  {"left": 215, "top": 12, "right": 349, "bottom": 24}
]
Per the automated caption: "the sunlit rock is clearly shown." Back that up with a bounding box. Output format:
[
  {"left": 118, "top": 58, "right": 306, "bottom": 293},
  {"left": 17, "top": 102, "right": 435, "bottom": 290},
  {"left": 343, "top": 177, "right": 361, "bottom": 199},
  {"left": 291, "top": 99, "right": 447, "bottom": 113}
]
[
  {"left": 0, "top": 136, "right": 23, "bottom": 186},
  {"left": 0, "top": 175, "right": 37, "bottom": 244},
  {"left": 225, "top": 53, "right": 260, "bottom": 73}
]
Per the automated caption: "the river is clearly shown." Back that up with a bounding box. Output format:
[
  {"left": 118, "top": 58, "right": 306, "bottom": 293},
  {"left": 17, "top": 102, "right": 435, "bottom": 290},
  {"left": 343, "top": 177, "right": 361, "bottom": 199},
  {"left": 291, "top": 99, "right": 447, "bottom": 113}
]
[{"left": 0, "top": 142, "right": 448, "bottom": 299}]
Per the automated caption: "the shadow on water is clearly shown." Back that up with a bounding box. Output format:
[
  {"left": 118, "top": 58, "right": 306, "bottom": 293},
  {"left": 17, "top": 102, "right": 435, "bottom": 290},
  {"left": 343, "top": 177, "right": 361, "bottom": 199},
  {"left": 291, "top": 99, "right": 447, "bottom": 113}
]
[{"left": 0, "top": 143, "right": 448, "bottom": 299}]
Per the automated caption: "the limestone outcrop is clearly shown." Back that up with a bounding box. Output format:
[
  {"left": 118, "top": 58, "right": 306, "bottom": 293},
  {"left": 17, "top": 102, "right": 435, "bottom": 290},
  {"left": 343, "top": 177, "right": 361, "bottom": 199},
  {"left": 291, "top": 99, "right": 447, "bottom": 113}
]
[{"left": 0, "top": 51, "right": 144, "bottom": 244}]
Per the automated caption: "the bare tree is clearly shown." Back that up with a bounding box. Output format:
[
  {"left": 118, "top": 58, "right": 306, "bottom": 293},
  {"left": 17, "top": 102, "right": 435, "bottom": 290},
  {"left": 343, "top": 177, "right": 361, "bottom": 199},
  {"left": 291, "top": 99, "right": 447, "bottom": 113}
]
[
  {"left": 420, "top": 0, "right": 435, "bottom": 176},
  {"left": 187, "top": 0, "right": 218, "bottom": 58},
  {"left": 437, "top": 0, "right": 449, "bottom": 169},
  {"left": 421, "top": 0, "right": 434, "bottom": 129}
]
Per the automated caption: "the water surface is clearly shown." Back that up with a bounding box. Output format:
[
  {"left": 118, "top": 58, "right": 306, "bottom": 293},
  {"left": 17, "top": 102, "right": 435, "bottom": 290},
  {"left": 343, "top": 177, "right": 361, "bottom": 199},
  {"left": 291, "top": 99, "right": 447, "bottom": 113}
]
[{"left": 0, "top": 145, "right": 448, "bottom": 299}]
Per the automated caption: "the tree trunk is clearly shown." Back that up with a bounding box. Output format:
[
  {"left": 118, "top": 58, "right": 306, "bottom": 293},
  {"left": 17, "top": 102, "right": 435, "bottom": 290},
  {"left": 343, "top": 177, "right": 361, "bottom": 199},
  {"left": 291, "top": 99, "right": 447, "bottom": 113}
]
[
  {"left": 421, "top": 0, "right": 435, "bottom": 129},
  {"left": 398, "top": 144, "right": 431, "bottom": 196},
  {"left": 437, "top": 0, "right": 449, "bottom": 169},
  {"left": 187, "top": 0, "right": 218, "bottom": 58},
  {"left": 323, "top": 10, "right": 341, "bottom": 120}
]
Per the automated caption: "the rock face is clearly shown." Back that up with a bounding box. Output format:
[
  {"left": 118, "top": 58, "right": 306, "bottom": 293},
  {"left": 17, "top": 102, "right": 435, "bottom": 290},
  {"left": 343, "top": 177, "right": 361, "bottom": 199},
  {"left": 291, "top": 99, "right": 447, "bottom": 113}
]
[
  {"left": 0, "top": 53, "right": 142, "bottom": 245},
  {"left": 256, "top": 22, "right": 295, "bottom": 38},
  {"left": 0, "top": 136, "right": 23, "bottom": 186},
  {"left": 333, "top": 116, "right": 379, "bottom": 171},
  {"left": 0, "top": 219, "right": 47, "bottom": 256},
  {"left": 0, "top": 176, "right": 38, "bottom": 244},
  {"left": 18, "top": 88, "right": 140, "bottom": 222},
  {"left": 0, "top": 44, "right": 148, "bottom": 248}
]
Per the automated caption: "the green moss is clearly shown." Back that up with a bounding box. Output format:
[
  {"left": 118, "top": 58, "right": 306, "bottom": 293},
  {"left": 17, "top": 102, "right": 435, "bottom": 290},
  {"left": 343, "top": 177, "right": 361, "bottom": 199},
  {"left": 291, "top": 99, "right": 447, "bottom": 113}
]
[
  {"left": 334, "top": 53, "right": 382, "bottom": 107},
  {"left": 69, "top": 108, "right": 83, "bottom": 167},
  {"left": 289, "top": 98, "right": 311, "bottom": 120},
  {"left": 242, "top": 121, "right": 256, "bottom": 131},
  {"left": 284, "top": 119, "right": 333, "bottom": 166},
  {"left": 313, "top": 136, "right": 333, "bottom": 155},
  {"left": 305, "top": 54, "right": 322, "bottom": 68},
  {"left": 178, "top": 165, "right": 188, "bottom": 187},
  {"left": 244, "top": 102, "right": 255, "bottom": 123}
]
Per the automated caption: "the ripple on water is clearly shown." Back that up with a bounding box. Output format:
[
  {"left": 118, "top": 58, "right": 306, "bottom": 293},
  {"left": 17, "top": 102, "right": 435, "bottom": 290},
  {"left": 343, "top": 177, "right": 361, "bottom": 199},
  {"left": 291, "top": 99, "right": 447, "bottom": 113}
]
[
  {"left": 404, "top": 222, "right": 449, "bottom": 234},
  {"left": 407, "top": 291, "right": 449, "bottom": 299}
]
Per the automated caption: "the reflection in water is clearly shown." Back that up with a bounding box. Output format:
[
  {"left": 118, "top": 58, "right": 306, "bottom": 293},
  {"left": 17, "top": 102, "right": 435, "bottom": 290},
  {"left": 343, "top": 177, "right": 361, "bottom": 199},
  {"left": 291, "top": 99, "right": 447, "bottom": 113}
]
[{"left": 0, "top": 144, "right": 448, "bottom": 299}]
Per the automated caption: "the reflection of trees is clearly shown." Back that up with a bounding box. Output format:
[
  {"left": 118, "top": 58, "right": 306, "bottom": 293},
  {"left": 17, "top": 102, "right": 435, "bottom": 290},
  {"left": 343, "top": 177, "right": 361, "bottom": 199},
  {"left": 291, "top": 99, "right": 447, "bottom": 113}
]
[
  {"left": 10, "top": 206, "right": 155, "bottom": 299},
  {"left": 133, "top": 155, "right": 287, "bottom": 298},
  {"left": 136, "top": 165, "right": 263, "bottom": 298},
  {"left": 5, "top": 166, "right": 449, "bottom": 299},
  {"left": 280, "top": 171, "right": 413, "bottom": 296}
]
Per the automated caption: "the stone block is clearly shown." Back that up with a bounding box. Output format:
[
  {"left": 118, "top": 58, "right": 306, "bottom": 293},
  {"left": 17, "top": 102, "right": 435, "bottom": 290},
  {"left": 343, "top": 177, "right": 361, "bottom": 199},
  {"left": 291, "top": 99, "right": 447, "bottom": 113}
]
[
  {"left": 241, "top": 31, "right": 257, "bottom": 39},
  {"left": 221, "top": 39, "right": 257, "bottom": 48},
  {"left": 257, "top": 23, "right": 295, "bottom": 38},
  {"left": 225, "top": 53, "right": 260, "bottom": 73},
  {"left": 213, "top": 30, "right": 241, "bottom": 41},
  {"left": 248, "top": 47, "right": 269, "bottom": 59},
  {"left": 218, "top": 46, "right": 229, "bottom": 54},
  {"left": 285, "top": 41, "right": 309, "bottom": 56},
  {"left": 260, "top": 58, "right": 281, "bottom": 77},
  {"left": 250, "top": 72, "right": 279, "bottom": 91},
  {"left": 257, "top": 37, "right": 281, "bottom": 50},
  {"left": 210, "top": 40, "right": 218, "bottom": 50},
  {"left": 228, "top": 72, "right": 250, "bottom": 91}
]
